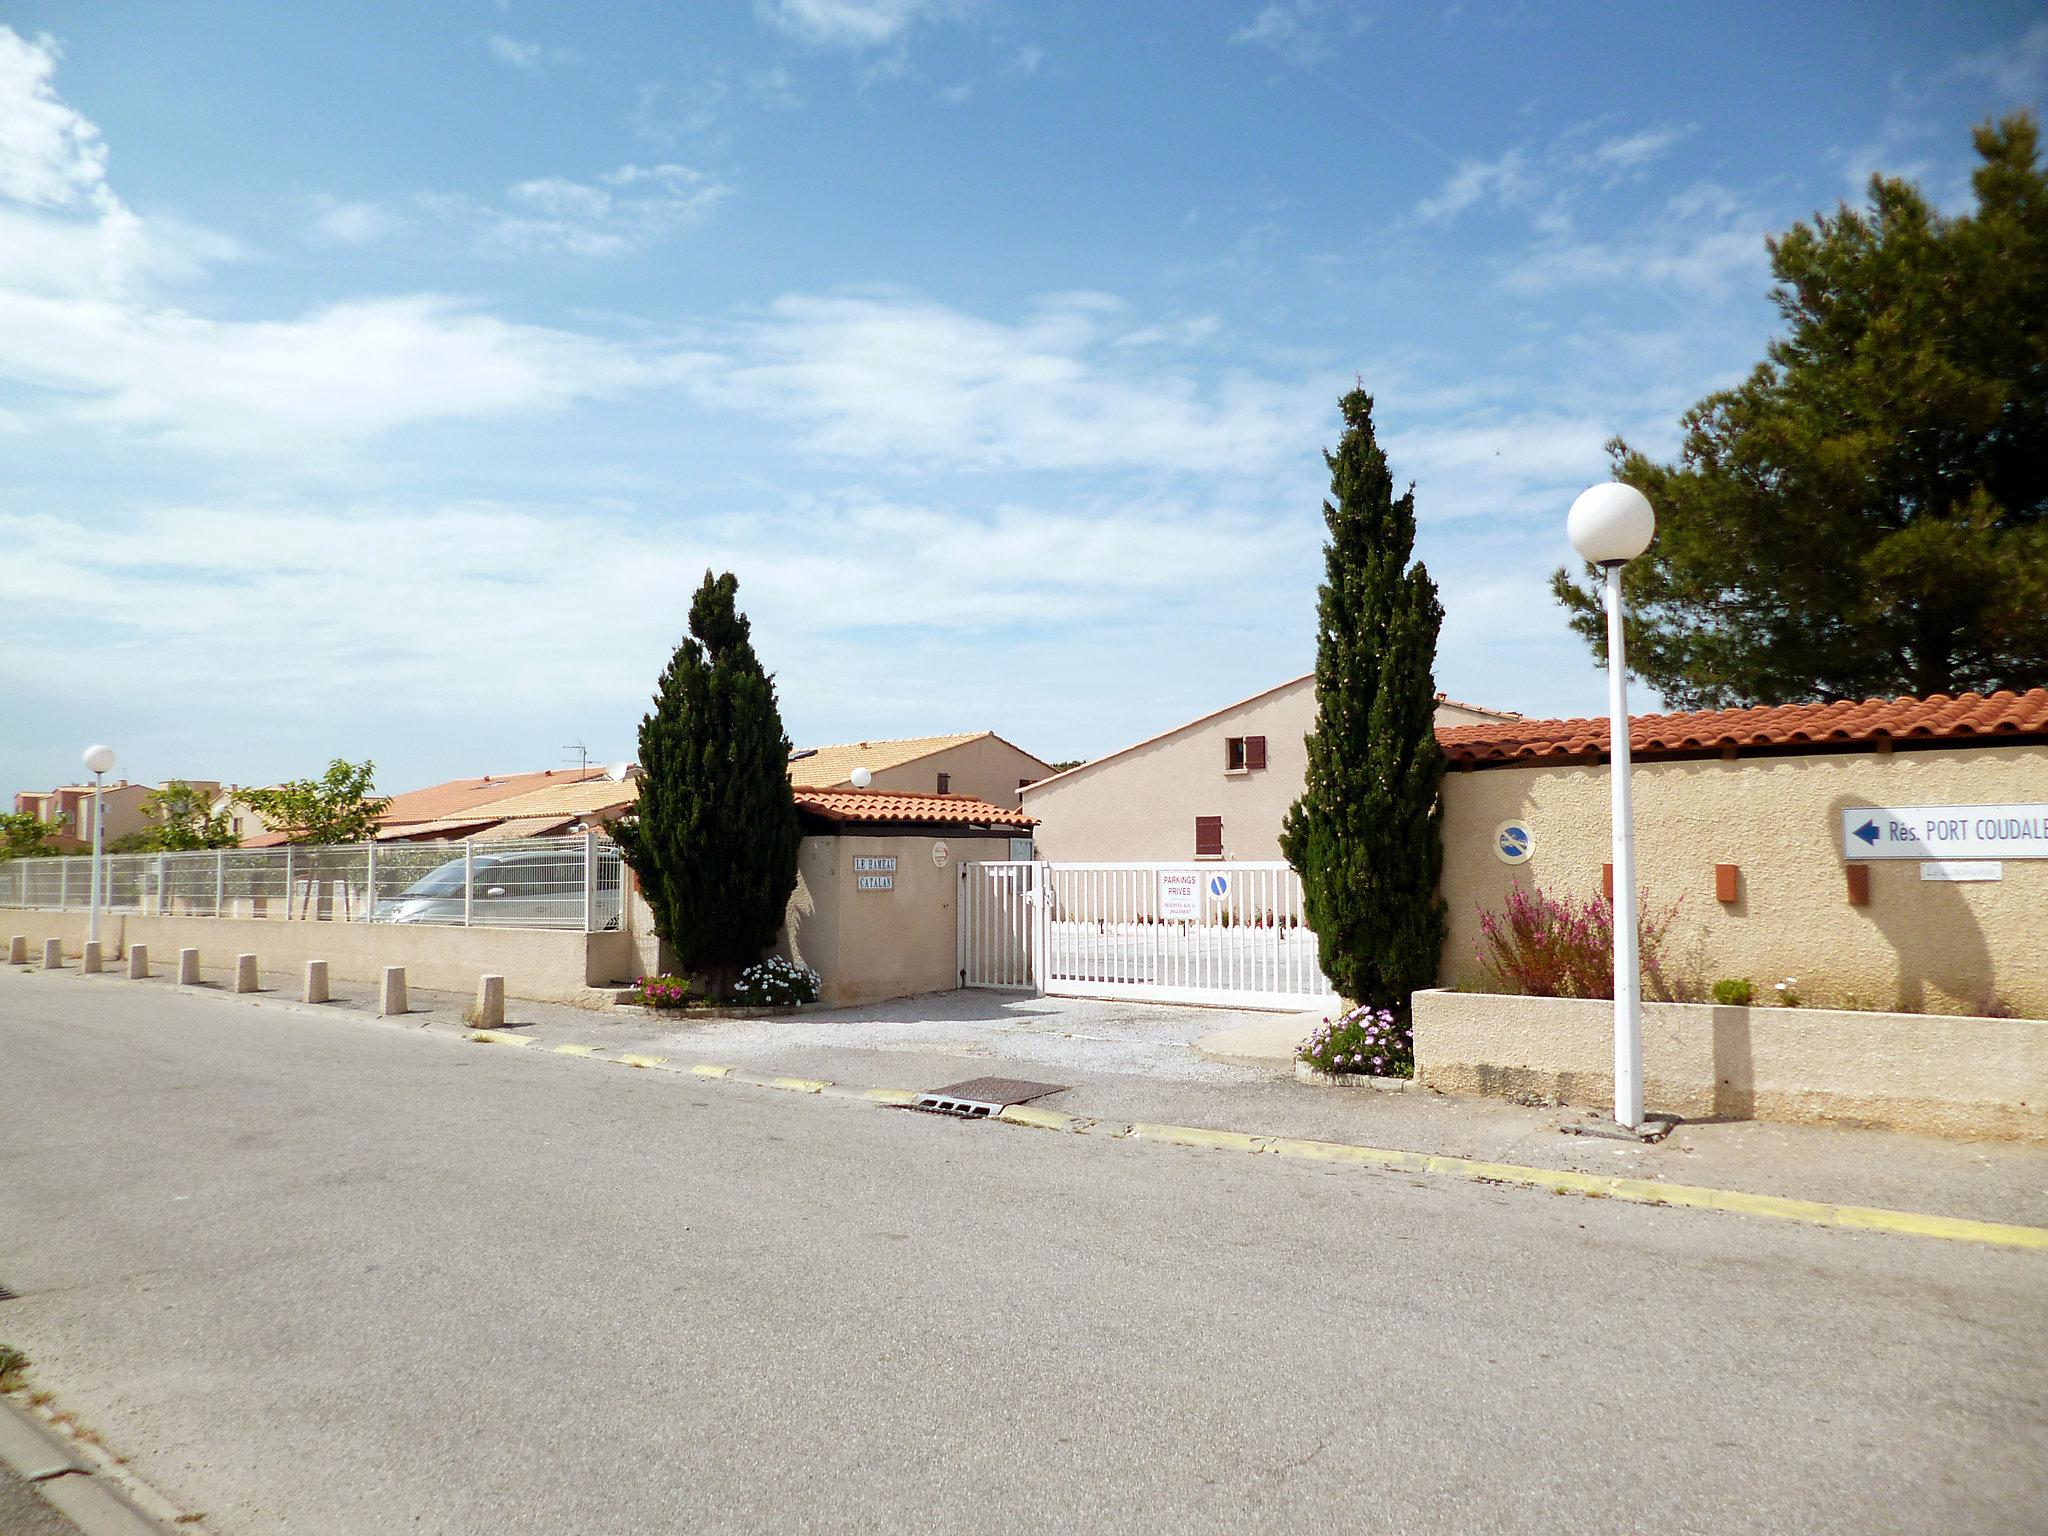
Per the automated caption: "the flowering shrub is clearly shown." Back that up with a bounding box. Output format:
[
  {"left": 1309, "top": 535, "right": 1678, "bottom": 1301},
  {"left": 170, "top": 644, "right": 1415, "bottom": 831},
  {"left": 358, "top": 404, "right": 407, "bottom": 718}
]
[
  {"left": 627, "top": 974, "right": 694, "bottom": 1009},
  {"left": 1298, "top": 1004, "right": 1413, "bottom": 1078},
  {"left": 1711, "top": 977, "right": 1754, "bottom": 1006},
  {"left": 1476, "top": 881, "right": 1694, "bottom": 1001},
  {"left": 1773, "top": 975, "right": 1801, "bottom": 1008},
  {"left": 732, "top": 956, "right": 820, "bottom": 1007}
]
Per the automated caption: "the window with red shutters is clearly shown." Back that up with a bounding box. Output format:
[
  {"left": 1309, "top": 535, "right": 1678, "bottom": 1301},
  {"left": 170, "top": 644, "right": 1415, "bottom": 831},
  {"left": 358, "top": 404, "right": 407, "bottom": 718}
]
[
  {"left": 1244, "top": 735, "right": 1267, "bottom": 771},
  {"left": 936, "top": 772, "right": 951, "bottom": 794},
  {"left": 1225, "top": 737, "right": 1247, "bottom": 771},
  {"left": 1194, "top": 816, "right": 1223, "bottom": 857}
]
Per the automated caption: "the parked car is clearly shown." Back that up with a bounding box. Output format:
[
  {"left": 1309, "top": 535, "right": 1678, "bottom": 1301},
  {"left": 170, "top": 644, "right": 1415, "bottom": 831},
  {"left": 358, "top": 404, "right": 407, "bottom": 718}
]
[{"left": 372, "top": 847, "right": 620, "bottom": 929}]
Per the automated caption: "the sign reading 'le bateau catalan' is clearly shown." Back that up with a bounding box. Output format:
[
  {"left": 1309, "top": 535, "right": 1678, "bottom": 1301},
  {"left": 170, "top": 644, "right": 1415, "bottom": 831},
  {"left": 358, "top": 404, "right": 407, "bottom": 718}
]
[{"left": 1840, "top": 805, "right": 2048, "bottom": 861}]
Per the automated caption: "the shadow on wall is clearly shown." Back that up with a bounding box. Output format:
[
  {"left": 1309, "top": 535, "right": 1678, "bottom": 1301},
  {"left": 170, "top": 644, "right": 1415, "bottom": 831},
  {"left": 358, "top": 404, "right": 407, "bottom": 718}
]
[{"left": 1827, "top": 794, "right": 1993, "bottom": 1014}]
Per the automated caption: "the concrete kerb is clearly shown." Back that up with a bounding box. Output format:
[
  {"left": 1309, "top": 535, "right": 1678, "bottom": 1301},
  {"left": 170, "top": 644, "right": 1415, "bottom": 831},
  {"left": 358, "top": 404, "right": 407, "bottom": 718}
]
[
  {"left": 12, "top": 962, "right": 2044, "bottom": 1254},
  {"left": 176, "top": 948, "right": 199, "bottom": 986},
  {"left": 6, "top": 935, "right": 24, "bottom": 966},
  {"left": 42, "top": 938, "right": 61, "bottom": 970},
  {"left": 126, "top": 944, "right": 149, "bottom": 980},
  {"left": 0, "top": 1393, "right": 188, "bottom": 1534}
]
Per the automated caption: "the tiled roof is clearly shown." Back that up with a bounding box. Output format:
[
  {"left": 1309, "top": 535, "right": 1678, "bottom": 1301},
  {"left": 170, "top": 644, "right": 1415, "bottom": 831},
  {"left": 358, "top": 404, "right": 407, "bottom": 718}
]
[
  {"left": 788, "top": 734, "right": 988, "bottom": 787},
  {"left": 376, "top": 769, "right": 580, "bottom": 828},
  {"left": 1439, "top": 688, "right": 2048, "bottom": 768},
  {"left": 441, "top": 776, "right": 638, "bottom": 821},
  {"left": 794, "top": 787, "right": 1037, "bottom": 827}
]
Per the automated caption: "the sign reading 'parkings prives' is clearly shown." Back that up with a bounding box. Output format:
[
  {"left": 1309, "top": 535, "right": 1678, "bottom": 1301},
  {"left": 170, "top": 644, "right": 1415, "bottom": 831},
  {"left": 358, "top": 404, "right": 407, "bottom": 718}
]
[{"left": 1841, "top": 805, "right": 2048, "bottom": 861}]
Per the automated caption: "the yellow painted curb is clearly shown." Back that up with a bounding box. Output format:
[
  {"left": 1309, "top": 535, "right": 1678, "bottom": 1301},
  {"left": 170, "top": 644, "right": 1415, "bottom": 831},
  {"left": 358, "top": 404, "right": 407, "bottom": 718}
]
[
  {"left": 469, "top": 1030, "right": 532, "bottom": 1047},
  {"left": 690, "top": 1064, "right": 733, "bottom": 1079},
  {"left": 819, "top": 1084, "right": 920, "bottom": 1106},
  {"left": 1249, "top": 1136, "right": 2048, "bottom": 1250},
  {"left": 1124, "top": 1121, "right": 1271, "bottom": 1155},
  {"left": 552, "top": 1043, "right": 597, "bottom": 1056},
  {"left": 616, "top": 1053, "right": 667, "bottom": 1069},
  {"left": 996, "top": 1104, "right": 1086, "bottom": 1133}
]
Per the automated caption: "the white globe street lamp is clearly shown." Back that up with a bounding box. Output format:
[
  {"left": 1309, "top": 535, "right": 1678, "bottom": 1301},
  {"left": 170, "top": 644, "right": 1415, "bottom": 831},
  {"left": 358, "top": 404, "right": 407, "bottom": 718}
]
[
  {"left": 1567, "top": 484, "right": 1655, "bottom": 1131},
  {"left": 82, "top": 744, "right": 116, "bottom": 948},
  {"left": 849, "top": 766, "right": 873, "bottom": 789}
]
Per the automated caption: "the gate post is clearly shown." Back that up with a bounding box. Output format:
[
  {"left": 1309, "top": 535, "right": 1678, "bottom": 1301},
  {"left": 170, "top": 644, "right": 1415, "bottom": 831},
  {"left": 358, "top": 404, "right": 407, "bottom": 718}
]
[{"left": 1030, "top": 861, "right": 1049, "bottom": 993}]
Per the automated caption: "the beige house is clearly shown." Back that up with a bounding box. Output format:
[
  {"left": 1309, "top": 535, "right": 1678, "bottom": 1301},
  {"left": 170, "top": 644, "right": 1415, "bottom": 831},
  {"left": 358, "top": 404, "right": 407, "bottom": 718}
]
[
  {"left": 1021, "top": 675, "right": 1515, "bottom": 862},
  {"left": 791, "top": 732, "right": 1054, "bottom": 807}
]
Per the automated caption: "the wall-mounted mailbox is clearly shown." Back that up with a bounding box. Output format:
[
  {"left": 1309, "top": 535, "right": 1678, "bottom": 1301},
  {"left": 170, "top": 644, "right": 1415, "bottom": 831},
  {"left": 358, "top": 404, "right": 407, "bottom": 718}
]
[{"left": 1601, "top": 863, "right": 1613, "bottom": 901}]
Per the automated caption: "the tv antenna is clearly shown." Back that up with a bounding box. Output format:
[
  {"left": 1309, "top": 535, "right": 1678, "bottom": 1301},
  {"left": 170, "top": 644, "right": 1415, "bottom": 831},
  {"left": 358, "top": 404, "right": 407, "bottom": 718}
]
[{"left": 562, "top": 740, "right": 592, "bottom": 780}]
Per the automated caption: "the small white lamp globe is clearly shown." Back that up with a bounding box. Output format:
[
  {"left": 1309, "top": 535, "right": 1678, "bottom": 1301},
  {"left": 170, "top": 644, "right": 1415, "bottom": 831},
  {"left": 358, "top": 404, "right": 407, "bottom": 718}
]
[
  {"left": 849, "top": 766, "right": 873, "bottom": 789},
  {"left": 83, "top": 744, "right": 116, "bottom": 775},
  {"left": 1567, "top": 483, "right": 1655, "bottom": 567}
]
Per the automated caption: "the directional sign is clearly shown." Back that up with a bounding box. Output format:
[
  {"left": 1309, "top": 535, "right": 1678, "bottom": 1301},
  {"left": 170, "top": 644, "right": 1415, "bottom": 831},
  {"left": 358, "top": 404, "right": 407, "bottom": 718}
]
[{"left": 1842, "top": 804, "right": 2048, "bottom": 861}]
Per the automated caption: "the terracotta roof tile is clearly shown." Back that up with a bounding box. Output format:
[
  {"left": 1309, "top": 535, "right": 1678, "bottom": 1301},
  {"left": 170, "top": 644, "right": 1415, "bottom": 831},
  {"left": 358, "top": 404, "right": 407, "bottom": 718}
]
[
  {"left": 788, "top": 734, "right": 989, "bottom": 787},
  {"left": 376, "top": 769, "right": 577, "bottom": 827},
  {"left": 1439, "top": 688, "right": 2048, "bottom": 768},
  {"left": 793, "top": 787, "right": 1037, "bottom": 827}
]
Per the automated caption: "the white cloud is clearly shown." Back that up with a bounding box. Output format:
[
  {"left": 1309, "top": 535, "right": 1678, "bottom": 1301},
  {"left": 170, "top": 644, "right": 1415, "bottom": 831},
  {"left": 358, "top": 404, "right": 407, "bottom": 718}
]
[
  {"left": 486, "top": 34, "right": 543, "bottom": 70},
  {"left": 1231, "top": 2, "right": 1365, "bottom": 69},
  {"left": 0, "top": 27, "right": 105, "bottom": 208},
  {"left": 1945, "top": 17, "right": 2048, "bottom": 102},
  {"left": 699, "top": 290, "right": 1328, "bottom": 475},
  {"left": 939, "top": 82, "right": 973, "bottom": 105},
  {"left": 1013, "top": 44, "right": 1045, "bottom": 77},
  {"left": 422, "top": 163, "right": 730, "bottom": 258},
  {"left": 1414, "top": 149, "right": 1534, "bottom": 222},
  {"left": 0, "top": 292, "right": 705, "bottom": 453},
  {"left": 755, "top": 0, "right": 965, "bottom": 51},
  {"left": 304, "top": 195, "right": 402, "bottom": 246},
  {"left": 1586, "top": 125, "right": 1686, "bottom": 177}
]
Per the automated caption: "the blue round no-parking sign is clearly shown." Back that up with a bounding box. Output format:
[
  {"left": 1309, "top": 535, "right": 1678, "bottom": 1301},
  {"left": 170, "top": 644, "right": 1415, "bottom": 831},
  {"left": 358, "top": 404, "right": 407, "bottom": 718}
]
[
  {"left": 1494, "top": 821, "right": 1534, "bottom": 865},
  {"left": 1207, "top": 873, "right": 1230, "bottom": 898}
]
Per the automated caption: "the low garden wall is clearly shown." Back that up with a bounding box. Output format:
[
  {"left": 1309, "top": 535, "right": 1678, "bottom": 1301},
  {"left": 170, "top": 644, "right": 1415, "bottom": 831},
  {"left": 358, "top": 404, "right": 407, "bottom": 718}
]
[
  {"left": 13, "top": 911, "right": 635, "bottom": 1007},
  {"left": 1412, "top": 987, "right": 2048, "bottom": 1142}
]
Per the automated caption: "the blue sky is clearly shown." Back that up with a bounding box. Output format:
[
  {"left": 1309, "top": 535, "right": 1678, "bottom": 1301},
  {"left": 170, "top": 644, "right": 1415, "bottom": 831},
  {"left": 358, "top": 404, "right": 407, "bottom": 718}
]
[{"left": 3, "top": 1, "right": 2043, "bottom": 798}]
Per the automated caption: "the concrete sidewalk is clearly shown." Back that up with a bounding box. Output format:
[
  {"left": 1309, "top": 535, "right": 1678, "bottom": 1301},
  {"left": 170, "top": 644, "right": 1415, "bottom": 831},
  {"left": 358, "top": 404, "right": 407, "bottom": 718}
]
[{"left": 12, "top": 961, "right": 2046, "bottom": 1232}]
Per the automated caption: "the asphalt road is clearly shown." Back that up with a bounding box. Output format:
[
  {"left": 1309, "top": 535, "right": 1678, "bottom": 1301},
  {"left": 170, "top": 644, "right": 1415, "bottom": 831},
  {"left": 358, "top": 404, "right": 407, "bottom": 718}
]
[{"left": 1, "top": 974, "right": 2043, "bottom": 1534}]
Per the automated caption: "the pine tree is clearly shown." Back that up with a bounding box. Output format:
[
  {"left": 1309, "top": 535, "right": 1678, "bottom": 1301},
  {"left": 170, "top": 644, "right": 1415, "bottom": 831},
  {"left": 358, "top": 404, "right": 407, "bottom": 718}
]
[
  {"left": 1280, "top": 389, "right": 1448, "bottom": 1016},
  {"left": 612, "top": 572, "right": 802, "bottom": 994}
]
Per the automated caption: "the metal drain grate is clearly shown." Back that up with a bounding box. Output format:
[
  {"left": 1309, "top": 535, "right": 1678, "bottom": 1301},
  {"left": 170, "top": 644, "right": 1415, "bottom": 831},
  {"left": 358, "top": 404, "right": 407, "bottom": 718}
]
[{"left": 910, "top": 1076, "right": 1067, "bottom": 1119}]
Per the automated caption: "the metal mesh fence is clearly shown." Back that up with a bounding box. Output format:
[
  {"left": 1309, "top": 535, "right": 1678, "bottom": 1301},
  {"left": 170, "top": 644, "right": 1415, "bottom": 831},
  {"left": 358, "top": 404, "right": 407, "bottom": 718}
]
[{"left": 0, "top": 836, "right": 624, "bottom": 931}]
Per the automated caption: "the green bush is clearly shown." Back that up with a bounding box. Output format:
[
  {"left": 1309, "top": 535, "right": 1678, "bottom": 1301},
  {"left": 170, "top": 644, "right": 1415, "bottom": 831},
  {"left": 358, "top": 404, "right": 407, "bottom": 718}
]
[
  {"left": 731, "top": 958, "right": 819, "bottom": 1007},
  {"left": 1711, "top": 978, "right": 1754, "bottom": 1006}
]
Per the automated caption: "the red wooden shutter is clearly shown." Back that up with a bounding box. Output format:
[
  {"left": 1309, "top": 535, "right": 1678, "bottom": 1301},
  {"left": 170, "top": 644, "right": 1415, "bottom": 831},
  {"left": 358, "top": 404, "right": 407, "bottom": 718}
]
[
  {"left": 1244, "top": 735, "right": 1267, "bottom": 771},
  {"left": 1195, "top": 816, "right": 1223, "bottom": 857}
]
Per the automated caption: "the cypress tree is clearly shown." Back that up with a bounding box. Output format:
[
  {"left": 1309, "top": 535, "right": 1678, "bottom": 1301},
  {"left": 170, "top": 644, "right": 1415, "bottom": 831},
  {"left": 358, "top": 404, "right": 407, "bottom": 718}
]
[
  {"left": 1280, "top": 389, "right": 1448, "bottom": 1015},
  {"left": 612, "top": 571, "right": 802, "bottom": 995}
]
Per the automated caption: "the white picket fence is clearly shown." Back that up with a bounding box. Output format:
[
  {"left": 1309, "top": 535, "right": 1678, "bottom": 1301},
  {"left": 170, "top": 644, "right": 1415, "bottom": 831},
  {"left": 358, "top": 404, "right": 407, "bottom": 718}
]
[{"left": 958, "top": 860, "right": 1337, "bottom": 1011}]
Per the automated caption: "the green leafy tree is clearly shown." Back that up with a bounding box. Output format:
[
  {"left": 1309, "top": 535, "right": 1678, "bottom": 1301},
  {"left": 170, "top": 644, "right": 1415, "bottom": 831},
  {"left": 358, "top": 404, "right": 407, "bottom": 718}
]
[
  {"left": 111, "top": 781, "right": 236, "bottom": 852},
  {"left": 234, "top": 760, "right": 390, "bottom": 845},
  {"left": 1281, "top": 388, "right": 1448, "bottom": 1015},
  {"left": 1554, "top": 114, "right": 2048, "bottom": 708},
  {"left": 0, "top": 812, "right": 68, "bottom": 860},
  {"left": 611, "top": 572, "right": 802, "bottom": 995}
]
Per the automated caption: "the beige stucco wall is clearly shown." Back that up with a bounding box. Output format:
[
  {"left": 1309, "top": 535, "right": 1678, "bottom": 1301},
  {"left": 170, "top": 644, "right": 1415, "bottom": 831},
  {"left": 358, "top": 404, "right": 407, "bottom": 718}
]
[
  {"left": 14, "top": 910, "right": 631, "bottom": 1005},
  {"left": 1439, "top": 744, "right": 2048, "bottom": 1017},
  {"left": 1023, "top": 679, "right": 1492, "bottom": 862},
  {"left": 1412, "top": 988, "right": 2048, "bottom": 1142},
  {"left": 862, "top": 736, "right": 1052, "bottom": 808},
  {"left": 781, "top": 831, "right": 1013, "bottom": 1007},
  {"left": 619, "top": 830, "right": 1014, "bottom": 1007}
]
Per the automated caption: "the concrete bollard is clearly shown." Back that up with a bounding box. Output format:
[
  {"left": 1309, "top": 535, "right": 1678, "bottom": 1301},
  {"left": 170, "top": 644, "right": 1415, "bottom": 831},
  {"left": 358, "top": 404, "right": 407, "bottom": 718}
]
[
  {"left": 8, "top": 935, "right": 24, "bottom": 966},
  {"left": 129, "top": 943, "right": 149, "bottom": 980},
  {"left": 178, "top": 947, "right": 200, "bottom": 986},
  {"left": 474, "top": 974, "right": 505, "bottom": 1029},
  {"left": 304, "top": 960, "right": 330, "bottom": 1005},
  {"left": 233, "top": 954, "right": 258, "bottom": 994},
  {"left": 82, "top": 940, "right": 102, "bottom": 975},
  {"left": 42, "top": 938, "right": 62, "bottom": 970},
  {"left": 380, "top": 966, "right": 408, "bottom": 1017}
]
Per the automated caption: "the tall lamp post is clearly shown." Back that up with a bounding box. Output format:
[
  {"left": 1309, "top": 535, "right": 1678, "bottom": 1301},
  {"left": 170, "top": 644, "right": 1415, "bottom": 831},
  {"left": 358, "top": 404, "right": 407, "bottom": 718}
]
[
  {"left": 1567, "top": 485, "right": 1655, "bottom": 1130},
  {"left": 83, "top": 743, "right": 117, "bottom": 949}
]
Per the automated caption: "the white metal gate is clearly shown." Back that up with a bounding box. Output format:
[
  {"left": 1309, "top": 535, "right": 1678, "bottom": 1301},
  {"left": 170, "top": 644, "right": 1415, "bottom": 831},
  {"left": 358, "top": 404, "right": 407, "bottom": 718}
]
[{"left": 958, "top": 860, "right": 1337, "bottom": 1011}]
